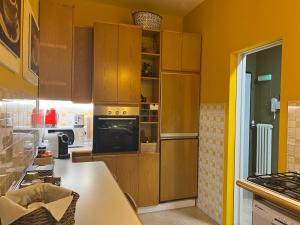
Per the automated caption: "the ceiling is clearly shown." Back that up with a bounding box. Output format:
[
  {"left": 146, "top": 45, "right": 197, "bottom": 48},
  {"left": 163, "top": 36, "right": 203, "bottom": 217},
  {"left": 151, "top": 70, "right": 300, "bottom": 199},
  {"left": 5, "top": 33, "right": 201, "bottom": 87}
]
[{"left": 92, "top": 0, "right": 205, "bottom": 16}]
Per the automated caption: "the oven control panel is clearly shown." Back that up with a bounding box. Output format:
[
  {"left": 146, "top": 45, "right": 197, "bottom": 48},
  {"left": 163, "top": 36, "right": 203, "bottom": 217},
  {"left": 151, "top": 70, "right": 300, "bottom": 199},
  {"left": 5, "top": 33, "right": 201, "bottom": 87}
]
[{"left": 94, "top": 106, "right": 139, "bottom": 116}]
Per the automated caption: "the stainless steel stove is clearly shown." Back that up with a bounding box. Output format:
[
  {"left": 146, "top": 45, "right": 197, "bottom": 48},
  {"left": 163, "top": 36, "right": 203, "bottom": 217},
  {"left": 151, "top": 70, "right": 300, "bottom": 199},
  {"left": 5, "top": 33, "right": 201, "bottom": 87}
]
[{"left": 248, "top": 172, "right": 300, "bottom": 201}]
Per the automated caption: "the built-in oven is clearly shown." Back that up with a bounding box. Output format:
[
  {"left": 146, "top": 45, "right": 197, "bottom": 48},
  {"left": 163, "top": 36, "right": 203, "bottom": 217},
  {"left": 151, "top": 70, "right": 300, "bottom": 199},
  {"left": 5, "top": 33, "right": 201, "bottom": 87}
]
[{"left": 93, "top": 106, "right": 139, "bottom": 153}]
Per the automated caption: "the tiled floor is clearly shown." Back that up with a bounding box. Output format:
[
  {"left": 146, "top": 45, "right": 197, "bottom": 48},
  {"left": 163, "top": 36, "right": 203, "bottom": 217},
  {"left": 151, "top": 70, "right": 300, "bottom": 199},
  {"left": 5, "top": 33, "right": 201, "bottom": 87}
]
[{"left": 139, "top": 207, "right": 218, "bottom": 225}]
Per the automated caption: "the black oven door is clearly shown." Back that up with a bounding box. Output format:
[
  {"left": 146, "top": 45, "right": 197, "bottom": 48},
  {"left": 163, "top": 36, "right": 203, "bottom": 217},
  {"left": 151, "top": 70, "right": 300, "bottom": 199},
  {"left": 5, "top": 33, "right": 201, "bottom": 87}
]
[{"left": 93, "top": 116, "right": 139, "bottom": 153}]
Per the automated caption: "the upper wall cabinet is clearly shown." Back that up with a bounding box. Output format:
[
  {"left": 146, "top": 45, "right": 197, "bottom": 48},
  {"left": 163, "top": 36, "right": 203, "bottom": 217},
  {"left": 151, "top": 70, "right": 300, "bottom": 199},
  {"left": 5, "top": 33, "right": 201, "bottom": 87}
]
[
  {"left": 39, "top": 0, "right": 73, "bottom": 100},
  {"left": 162, "top": 31, "right": 201, "bottom": 73},
  {"left": 93, "top": 23, "right": 141, "bottom": 104},
  {"left": 72, "top": 27, "right": 93, "bottom": 103}
]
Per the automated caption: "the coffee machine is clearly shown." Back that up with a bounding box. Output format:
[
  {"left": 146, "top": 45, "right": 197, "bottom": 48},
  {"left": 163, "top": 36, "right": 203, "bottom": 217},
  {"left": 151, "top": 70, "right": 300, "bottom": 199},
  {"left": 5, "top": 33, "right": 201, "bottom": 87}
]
[{"left": 44, "top": 132, "right": 70, "bottom": 159}]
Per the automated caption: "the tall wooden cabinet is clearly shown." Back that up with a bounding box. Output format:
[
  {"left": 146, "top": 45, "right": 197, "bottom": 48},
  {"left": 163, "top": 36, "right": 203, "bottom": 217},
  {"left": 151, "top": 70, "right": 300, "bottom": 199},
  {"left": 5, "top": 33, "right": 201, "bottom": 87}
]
[
  {"left": 39, "top": 0, "right": 73, "bottom": 100},
  {"left": 72, "top": 27, "right": 93, "bottom": 103},
  {"left": 160, "top": 139, "right": 198, "bottom": 201},
  {"left": 161, "top": 73, "right": 200, "bottom": 134},
  {"left": 162, "top": 31, "right": 201, "bottom": 72},
  {"left": 93, "top": 23, "right": 141, "bottom": 104}
]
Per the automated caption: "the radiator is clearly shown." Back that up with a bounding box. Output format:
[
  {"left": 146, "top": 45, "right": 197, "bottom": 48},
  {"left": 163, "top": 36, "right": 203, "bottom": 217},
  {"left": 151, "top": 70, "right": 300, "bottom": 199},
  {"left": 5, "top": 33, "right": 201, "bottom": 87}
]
[{"left": 256, "top": 123, "right": 273, "bottom": 175}]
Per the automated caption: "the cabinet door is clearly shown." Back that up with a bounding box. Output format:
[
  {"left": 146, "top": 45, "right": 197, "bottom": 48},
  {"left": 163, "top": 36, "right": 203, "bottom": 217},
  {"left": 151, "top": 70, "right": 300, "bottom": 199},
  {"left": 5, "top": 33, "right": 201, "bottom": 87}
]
[
  {"left": 118, "top": 25, "right": 141, "bottom": 104},
  {"left": 93, "top": 23, "right": 118, "bottom": 103},
  {"left": 138, "top": 153, "right": 159, "bottom": 207},
  {"left": 162, "top": 31, "right": 182, "bottom": 71},
  {"left": 39, "top": 0, "right": 73, "bottom": 100},
  {"left": 72, "top": 27, "right": 93, "bottom": 103},
  {"left": 115, "top": 154, "right": 139, "bottom": 202},
  {"left": 181, "top": 33, "right": 201, "bottom": 72},
  {"left": 160, "top": 139, "right": 198, "bottom": 201},
  {"left": 161, "top": 73, "right": 200, "bottom": 134},
  {"left": 93, "top": 154, "right": 117, "bottom": 178}
]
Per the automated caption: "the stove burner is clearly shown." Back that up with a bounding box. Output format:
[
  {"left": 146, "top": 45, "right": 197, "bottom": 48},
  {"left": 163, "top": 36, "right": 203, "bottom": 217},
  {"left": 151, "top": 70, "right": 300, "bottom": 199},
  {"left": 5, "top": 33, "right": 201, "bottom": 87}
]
[{"left": 247, "top": 172, "right": 300, "bottom": 202}]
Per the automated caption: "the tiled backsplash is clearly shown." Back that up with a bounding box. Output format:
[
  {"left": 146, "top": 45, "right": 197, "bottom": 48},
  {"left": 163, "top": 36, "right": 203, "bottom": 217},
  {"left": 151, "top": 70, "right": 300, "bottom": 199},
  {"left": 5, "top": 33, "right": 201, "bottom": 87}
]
[
  {"left": 198, "top": 104, "right": 225, "bottom": 225},
  {"left": 0, "top": 87, "right": 37, "bottom": 195},
  {"left": 287, "top": 102, "right": 300, "bottom": 171}
]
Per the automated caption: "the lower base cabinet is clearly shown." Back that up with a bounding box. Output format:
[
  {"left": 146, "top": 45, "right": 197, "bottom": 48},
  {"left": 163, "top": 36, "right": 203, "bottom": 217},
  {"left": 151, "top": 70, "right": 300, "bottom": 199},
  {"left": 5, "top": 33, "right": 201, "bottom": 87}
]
[
  {"left": 138, "top": 152, "right": 159, "bottom": 207},
  {"left": 160, "top": 139, "right": 198, "bottom": 202},
  {"left": 93, "top": 153, "right": 159, "bottom": 207}
]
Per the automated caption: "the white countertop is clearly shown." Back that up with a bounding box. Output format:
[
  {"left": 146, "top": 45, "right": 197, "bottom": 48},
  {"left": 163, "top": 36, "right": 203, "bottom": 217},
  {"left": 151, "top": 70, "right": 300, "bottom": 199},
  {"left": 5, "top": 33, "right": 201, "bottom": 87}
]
[{"left": 54, "top": 159, "right": 142, "bottom": 225}]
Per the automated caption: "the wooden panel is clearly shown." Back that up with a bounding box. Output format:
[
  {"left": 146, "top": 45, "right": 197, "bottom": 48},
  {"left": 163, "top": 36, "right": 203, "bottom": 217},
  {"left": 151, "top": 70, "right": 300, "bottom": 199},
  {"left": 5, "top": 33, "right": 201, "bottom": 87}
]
[
  {"left": 118, "top": 25, "right": 141, "bottom": 104},
  {"left": 161, "top": 73, "right": 200, "bottom": 133},
  {"left": 181, "top": 33, "right": 201, "bottom": 72},
  {"left": 162, "top": 31, "right": 182, "bottom": 71},
  {"left": 93, "top": 154, "right": 117, "bottom": 178},
  {"left": 72, "top": 27, "right": 93, "bottom": 103},
  {"left": 160, "top": 139, "right": 198, "bottom": 201},
  {"left": 93, "top": 23, "right": 118, "bottom": 103},
  {"left": 115, "top": 154, "right": 139, "bottom": 203},
  {"left": 39, "top": 0, "right": 73, "bottom": 100},
  {"left": 138, "top": 152, "right": 159, "bottom": 207}
]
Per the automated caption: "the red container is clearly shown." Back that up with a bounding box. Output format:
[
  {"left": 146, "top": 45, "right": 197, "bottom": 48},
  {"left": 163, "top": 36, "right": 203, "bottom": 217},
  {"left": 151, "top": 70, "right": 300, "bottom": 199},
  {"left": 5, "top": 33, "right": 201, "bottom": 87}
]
[
  {"left": 31, "top": 108, "right": 44, "bottom": 128},
  {"left": 45, "top": 108, "right": 58, "bottom": 127}
]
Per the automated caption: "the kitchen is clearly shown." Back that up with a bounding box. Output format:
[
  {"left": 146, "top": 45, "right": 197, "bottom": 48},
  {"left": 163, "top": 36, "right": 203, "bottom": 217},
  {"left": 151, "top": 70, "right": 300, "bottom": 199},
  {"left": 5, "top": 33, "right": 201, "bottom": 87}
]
[{"left": 0, "top": 0, "right": 300, "bottom": 225}]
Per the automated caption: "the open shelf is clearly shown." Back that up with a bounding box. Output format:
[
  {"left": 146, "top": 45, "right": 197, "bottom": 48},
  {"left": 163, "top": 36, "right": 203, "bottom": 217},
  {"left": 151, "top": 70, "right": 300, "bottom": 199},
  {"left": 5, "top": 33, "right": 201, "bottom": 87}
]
[
  {"left": 142, "top": 76, "right": 159, "bottom": 80},
  {"left": 142, "top": 52, "right": 160, "bottom": 57}
]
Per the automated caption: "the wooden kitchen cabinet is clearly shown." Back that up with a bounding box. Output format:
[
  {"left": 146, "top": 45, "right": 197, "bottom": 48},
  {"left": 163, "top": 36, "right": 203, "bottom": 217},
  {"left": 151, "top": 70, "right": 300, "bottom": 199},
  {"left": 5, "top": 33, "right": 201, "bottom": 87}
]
[
  {"left": 161, "top": 73, "right": 200, "bottom": 134},
  {"left": 39, "top": 0, "right": 73, "bottom": 100},
  {"left": 93, "top": 23, "right": 141, "bottom": 104},
  {"left": 138, "top": 152, "right": 159, "bottom": 207},
  {"left": 93, "top": 154, "right": 117, "bottom": 177},
  {"left": 72, "top": 27, "right": 93, "bottom": 103},
  {"left": 93, "top": 154, "right": 139, "bottom": 202},
  {"left": 93, "top": 23, "right": 119, "bottom": 103},
  {"left": 181, "top": 33, "right": 201, "bottom": 72},
  {"left": 115, "top": 154, "right": 139, "bottom": 203},
  {"left": 160, "top": 139, "right": 198, "bottom": 202},
  {"left": 162, "top": 31, "right": 182, "bottom": 71},
  {"left": 162, "top": 31, "right": 201, "bottom": 72},
  {"left": 118, "top": 25, "right": 141, "bottom": 104}
]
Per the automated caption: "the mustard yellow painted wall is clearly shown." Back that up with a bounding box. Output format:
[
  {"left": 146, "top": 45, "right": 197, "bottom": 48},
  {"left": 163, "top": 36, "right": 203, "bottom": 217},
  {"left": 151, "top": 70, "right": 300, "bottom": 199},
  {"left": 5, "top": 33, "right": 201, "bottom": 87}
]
[
  {"left": 183, "top": 0, "right": 300, "bottom": 224},
  {"left": 0, "top": 0, "right": 39, "bottom": 97},
  {"left": 58, "top": 0, "right": 183, "bottom": 31}
]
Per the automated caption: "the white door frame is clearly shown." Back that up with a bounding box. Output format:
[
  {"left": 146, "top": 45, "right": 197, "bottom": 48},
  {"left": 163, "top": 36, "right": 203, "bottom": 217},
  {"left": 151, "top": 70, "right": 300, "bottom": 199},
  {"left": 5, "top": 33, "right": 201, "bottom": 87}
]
[{"left": 233, "top": 40, "right": 283, "bottom": 225}]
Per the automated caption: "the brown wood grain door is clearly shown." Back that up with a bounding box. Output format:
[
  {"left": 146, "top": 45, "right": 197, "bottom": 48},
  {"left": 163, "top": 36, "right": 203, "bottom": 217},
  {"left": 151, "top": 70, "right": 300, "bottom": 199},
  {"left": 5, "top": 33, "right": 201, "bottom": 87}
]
[
  {"left": 93, "top": 23, "right": 118, "bottom": 103},
  {"left": 117, "top": 25, "right": 141, "bottom": 104},
  {"left": 39, "top": 0, "right": 73, "bottom": 100},
  {"left": 138, "top": 152, "right": 159, "bottom": 207},
  {"left": 72, "top": 27, "right": 93, "bottom": 103},
  {"left": 161, "top": 73, "right": 200, "bottom": 134},
  {"left": 162, "top": 31, "right": 182, "bottom": 71},
  {"left": 160, "top": 139, "right": 198, "bottom": 201},
  {"left": 115, "top": 154, "right": 139, "bottom": 203},
  {"left": 181, "top": 33, "right": 201, "bottom": 72}
]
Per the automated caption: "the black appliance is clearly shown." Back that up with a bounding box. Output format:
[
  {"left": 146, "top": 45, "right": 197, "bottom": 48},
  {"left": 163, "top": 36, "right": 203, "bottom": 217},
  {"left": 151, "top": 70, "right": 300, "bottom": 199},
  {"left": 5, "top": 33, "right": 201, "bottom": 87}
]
[
  {"left": 57, "top": 132, "right": 70, "bottom": 159},
  {"left": 248, "top": 172, "right": 300, "bottom": 201},
  {"left": 93, "top": 106, "right": 139, "bottom": 153}
]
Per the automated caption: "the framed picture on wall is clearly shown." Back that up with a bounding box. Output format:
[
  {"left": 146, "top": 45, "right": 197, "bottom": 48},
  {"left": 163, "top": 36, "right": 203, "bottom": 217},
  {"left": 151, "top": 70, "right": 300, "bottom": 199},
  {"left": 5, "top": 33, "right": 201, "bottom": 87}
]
[
  {"left": 23, "top": 0, "right": 39, "bottom": 86},
  {"left": 29, "top": 13, "right": 39, "bottom": 76},
  {"left": 0, "top": 0, "right": 21, "bottom": 73}
]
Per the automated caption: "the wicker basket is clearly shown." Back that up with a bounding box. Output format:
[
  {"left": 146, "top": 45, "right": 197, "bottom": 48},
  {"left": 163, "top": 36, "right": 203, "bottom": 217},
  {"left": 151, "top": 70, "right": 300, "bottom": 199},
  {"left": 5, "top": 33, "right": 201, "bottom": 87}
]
[
  {"left": 10, "top": 192, "right": 79, "bottom": 225},
  {"left": 132, "top": 11, "right": 162, "bottom": 30}
]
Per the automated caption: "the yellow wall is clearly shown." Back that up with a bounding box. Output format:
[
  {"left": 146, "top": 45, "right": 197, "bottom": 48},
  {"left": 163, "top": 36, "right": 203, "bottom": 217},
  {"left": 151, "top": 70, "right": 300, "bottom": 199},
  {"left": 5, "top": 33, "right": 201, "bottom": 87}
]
[
  {"left": 0, "top": 0, "right": 39, "bottom": 97},
  {"left": 59, "top": 0, "right": 183, "bottom": 31},
  {"left": 183, "top": 0, "right": 299, "bottom": 224}
]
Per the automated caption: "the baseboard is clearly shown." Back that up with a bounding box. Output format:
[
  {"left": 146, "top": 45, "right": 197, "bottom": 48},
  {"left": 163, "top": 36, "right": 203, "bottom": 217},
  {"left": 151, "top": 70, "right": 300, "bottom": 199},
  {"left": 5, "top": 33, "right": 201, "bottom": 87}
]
[{"left": 138, "top": 199, "right": 196, "bottom": 214}]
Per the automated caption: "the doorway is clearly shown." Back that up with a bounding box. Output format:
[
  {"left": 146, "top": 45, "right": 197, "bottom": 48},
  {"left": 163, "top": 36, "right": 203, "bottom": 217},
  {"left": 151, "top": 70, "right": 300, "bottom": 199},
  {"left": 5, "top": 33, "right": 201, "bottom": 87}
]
[{"left": 234, "top": 41, "right": 282, "bottom": 225}]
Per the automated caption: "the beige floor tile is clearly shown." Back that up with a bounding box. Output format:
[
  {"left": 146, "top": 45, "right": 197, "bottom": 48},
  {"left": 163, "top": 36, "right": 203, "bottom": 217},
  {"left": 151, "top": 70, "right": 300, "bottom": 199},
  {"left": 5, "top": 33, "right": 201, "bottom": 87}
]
[{"left": 139, "top": 207, "right": 218, "bottom": 225}]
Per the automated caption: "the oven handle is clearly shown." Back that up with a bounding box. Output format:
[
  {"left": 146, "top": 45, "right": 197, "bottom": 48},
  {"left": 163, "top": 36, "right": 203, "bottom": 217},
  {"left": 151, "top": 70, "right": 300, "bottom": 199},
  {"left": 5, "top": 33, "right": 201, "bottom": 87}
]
[{"left": 97, "top": 118, "right": 137, "bottom": 121}]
